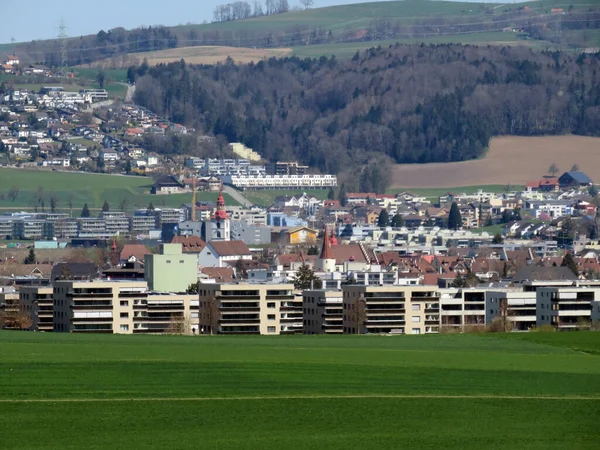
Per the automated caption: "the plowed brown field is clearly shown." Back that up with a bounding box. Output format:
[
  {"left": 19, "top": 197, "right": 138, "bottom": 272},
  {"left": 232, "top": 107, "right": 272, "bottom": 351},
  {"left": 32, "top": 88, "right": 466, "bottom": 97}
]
[{"left": 391, "top": 135, "right": 600, "bottom": 188}]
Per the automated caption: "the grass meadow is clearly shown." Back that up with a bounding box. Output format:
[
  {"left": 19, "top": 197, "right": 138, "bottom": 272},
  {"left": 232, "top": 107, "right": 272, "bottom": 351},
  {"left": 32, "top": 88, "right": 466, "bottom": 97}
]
[
  {"left": 0, "top": 168, "right": 238, "bottom": 211},
  {"left": 0, "top": 331, "right": 598, "bottom": 449}
]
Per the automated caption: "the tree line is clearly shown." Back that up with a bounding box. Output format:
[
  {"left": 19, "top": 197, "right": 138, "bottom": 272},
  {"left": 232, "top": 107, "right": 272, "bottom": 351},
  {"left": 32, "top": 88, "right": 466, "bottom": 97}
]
[
  {"left": 131, "top": 44, "right": 599, "bottom": 192},
  {"left": 213, "top": 1, "right": 305, "bottom": 23}
]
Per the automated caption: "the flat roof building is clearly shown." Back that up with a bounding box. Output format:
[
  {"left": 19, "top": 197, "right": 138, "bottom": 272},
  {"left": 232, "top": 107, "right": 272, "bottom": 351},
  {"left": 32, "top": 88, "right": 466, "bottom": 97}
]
[{"left": 198, "top": 283, "right": 297, "bottom": 335}]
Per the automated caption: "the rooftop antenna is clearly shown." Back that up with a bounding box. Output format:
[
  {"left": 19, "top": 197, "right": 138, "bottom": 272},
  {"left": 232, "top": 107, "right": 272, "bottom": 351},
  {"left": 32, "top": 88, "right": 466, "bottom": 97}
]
[{"left": 59, "top": 19, "right": 68, "bottom": 68}]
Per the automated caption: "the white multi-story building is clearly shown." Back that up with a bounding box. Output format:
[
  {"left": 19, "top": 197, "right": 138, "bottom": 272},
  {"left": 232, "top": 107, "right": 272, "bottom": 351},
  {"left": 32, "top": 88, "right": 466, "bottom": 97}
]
[
  {"left": 303, "top": 290, "right": 343, "bottom": 334},
  {"left": 536, "top": 286, "right": 600, "bottom": 330},
  {"left": 222, "top": 174, "right": 337, "bottom": 190}
]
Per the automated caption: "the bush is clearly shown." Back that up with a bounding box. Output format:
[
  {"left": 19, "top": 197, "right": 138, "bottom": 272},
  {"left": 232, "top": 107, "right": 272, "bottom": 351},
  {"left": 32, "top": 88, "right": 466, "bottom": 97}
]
[{"left": 530, "top": 324, "right": 556, "bottom": 333}]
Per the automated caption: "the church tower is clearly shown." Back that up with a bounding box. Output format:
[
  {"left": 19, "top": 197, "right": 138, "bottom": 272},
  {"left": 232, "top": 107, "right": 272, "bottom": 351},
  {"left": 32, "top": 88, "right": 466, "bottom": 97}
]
[
  {"left": 207, "top": 184, "right": 230, "bottom": 241},
  {"left": 317, "top": 225, "right": 336, "bottom": 273}
]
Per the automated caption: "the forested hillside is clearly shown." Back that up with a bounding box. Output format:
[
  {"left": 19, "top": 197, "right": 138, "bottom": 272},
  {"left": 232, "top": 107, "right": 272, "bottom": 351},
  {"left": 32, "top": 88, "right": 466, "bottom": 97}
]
[{"left": 132, "top": 44, "right": 600, "bottom": 189}]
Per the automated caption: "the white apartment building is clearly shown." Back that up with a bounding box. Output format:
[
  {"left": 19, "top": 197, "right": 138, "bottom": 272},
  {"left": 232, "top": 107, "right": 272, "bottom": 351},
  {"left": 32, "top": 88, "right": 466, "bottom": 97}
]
[
  {"left": 536, "top": 287, "right": 600, "bottom": 330},
  {"left": 222, "top": 174, "right": 337, "bottom": 190},
  {"left": 439, "top": 288, "right": 487, "bottom": 331}
]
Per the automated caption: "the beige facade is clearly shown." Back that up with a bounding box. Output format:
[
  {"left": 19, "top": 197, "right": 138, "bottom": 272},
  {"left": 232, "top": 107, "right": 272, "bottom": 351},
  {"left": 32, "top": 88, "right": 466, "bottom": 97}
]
[
  {"left": 52, "top": 281, "right": 199, "bottom": 334},
  {"left": 198, "top": 283, "right": 299, "bottom": 335},
  {"left": 303, "top": 290, "right": 343, "bottom": 334},
  {"left": 342, "top": 285, "right": 440, "bottom": 335},
  {"left": 20, "top": 286, "right": 54, "bottom": 332}
]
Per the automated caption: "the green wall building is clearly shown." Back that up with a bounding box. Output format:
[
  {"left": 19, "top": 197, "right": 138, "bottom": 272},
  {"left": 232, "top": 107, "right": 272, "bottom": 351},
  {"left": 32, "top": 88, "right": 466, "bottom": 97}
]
[{"left": 145, "top": 244, "right": 197, "bottom": 292}]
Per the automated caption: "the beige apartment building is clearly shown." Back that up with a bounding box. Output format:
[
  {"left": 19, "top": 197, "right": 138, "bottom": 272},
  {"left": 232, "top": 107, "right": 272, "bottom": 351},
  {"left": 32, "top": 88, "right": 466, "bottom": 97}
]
[
  {"left": 342, "top": 285, "right": 440, "bottom": 335},
  {"left": 303, "top": 289, "right": 343, "bottom": 334},
  {"left": 198, "top": 283, "right": 299, "bottom": 335},
  {"left": 20, "top": 286, "right": 54, "bottom": 332},
  {"left": 52, "top": 281, "right": 199, "bottom": 334}
]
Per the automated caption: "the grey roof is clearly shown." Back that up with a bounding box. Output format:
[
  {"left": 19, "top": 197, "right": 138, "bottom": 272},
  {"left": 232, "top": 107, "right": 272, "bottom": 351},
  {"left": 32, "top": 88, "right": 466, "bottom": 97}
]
[
  {"left": 560, "top": 171, "right": 593, "bottom": 184},
  {"left": 512, "top": 266, "right": 578, "bottom": 283}
]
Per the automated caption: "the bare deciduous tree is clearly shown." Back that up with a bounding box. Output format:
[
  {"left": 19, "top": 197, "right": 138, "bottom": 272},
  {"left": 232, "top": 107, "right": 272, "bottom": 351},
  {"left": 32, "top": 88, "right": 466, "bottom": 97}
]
[
  {"left": 350, "top": 297, "right": 367, "bottom": 335},
  {"left": 0, "top": 299, "right": 33, "bottom": 330}
]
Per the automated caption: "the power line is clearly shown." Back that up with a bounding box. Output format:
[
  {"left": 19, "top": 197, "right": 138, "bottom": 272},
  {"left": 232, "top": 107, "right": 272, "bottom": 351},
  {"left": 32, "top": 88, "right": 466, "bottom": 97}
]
[{"left": 59, "top": 19, "right": 68, "bottom": 67}]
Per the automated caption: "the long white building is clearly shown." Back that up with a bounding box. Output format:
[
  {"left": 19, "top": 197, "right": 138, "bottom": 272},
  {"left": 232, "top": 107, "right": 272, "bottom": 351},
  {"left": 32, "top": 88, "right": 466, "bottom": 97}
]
[{"left": 222, "top": 174, "right": 337, "bottom": 190}]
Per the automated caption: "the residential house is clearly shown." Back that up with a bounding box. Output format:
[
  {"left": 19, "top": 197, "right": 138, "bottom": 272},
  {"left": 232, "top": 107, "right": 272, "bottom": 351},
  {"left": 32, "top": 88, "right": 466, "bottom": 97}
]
[
  {"left": 151, "top": 175, "right": 185, "bottom": 195},
  {"left": 198, "top": 240, "right": 252, "bottom": 268},
  {"left": 271, "top": 226, "right": 318, "bottom": 245},
  {"left": 558, "top": 171, "right": 593, "bottom": 188}
]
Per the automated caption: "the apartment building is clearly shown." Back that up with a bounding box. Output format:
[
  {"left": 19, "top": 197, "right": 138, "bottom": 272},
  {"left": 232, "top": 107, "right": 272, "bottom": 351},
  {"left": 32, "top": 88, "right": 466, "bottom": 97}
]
[
  {"left": 303, "top": 289, "right": 343, "bottom": 334},
  {"left": 342, "top": 285, "right": 440, "bottom": 335},
  {"left": 131, "top": 214, "right": 157, "bottom": 235},
  {"left": 536, "top": 287, "right": 600, "bottom": 330},
  {"left": 137, "top": 293, "right": 199, "bottom": 334},
  {"left": 144, "top": 244, "right": 198, "bottom": 293},
  {"left": 486, "top": 289, "right": 537, "bottom": 331},
  {"left": 101, "top": 211, "right": 130, "bottom": 236},
  {"left": 198, "top": 283, "right": 299, "bottom": 335},
  {"left": 53, "top": 281, "right": 148, "bottom": 333},
  {"left": 439, "top": 288, "right": 486, "bottom": 331},
  {"left": 20, "top": 286, "right": 54, "bottom": 332},
  {"left": 222, "top": 174, "right": 337, "bottom": 190},
  {"left": 51, "top": 280, "right": 199, "bottom": 334},
  {"left": 272, "top": 161, "right": 309, "bottom": 176}
]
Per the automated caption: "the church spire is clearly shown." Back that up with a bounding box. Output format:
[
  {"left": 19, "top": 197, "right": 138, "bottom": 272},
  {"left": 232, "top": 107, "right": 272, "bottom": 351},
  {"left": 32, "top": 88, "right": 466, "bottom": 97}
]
[
  {"left": 214, "top": 182, "right": 228, "bottom": 220},
  {"left": 319, "top": 225, "right": 333, "bottom": 260}
]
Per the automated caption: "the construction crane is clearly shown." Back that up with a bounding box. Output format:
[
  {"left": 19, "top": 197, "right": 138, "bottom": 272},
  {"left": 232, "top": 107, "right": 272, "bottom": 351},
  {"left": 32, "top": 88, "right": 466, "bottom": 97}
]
[{"left": 191, "top": 176, "right": 197, "bottom": 222}]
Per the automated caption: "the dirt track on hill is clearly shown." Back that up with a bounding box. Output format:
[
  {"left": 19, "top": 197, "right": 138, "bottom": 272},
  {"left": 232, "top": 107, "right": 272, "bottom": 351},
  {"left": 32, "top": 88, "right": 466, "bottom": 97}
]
[{"left": 391, "top": 135, "right": 600, "bottom": 188}]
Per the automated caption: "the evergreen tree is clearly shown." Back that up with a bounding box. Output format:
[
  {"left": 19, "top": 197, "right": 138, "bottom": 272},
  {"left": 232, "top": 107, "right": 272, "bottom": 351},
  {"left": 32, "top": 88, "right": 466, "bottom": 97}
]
[
  {"left": 448, "top": 202, "right": 462, "bottom": 230},
  {"left": 292, "top": 264, "right": 322, "bottom": 290},
  {"left": 492, "top": 232, "right": 504, "bottom": 244},
  {"left": 102, "top": 200, "right": 110, "bottom": 212},
  {"left": 391, "top": 212, "right": 404, "bottom": 228},
  {"left": 377, "top": 208, "right": 390, "bottom": 227},
  {"left": 561, "top": 252, "right": 579, "bottom": 276},
  {"left": 81, "top": 203, "right": 90, "bottom": 218},
  {"left": 306, "top": 246, "right": 319, "bottom": 255},
  {"left": 147, "top": 202, "right": 155, "bottom": 214},
  {"left": 24, "top": 248, "right": 36, "bottom": 265}
]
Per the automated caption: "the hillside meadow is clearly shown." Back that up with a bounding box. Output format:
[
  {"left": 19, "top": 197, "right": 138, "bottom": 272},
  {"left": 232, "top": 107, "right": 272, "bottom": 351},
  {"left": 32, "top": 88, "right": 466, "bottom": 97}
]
[
  {"left": 391, "top": 135, "right": 600, "bottom": 189},
  {"left": 0, "top": 168, "right": 238, "bottom": 210},
  {"left": 0, "top": 331, "right": 598, "bottom": 449}
]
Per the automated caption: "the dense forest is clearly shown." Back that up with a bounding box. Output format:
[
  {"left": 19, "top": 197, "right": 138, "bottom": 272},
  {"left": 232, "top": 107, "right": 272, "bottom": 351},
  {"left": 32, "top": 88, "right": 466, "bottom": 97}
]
[{"left": 131, "top": 44, "right": 600, "bottom": 190}]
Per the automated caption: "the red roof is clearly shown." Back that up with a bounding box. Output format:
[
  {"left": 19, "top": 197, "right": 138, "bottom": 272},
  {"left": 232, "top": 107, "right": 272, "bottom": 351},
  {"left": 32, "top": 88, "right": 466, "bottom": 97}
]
[
  {"left": 540, "top": 178, "right": 558, "bottom": 186},
  {"left": 214, "top": 185, "right": 228, "bottom": 220},
  {"left": 201, "top": 267, "right": 235, "bottom": 282},
  {"left": 170, "top": 235, "right": 206, "bottom": 253},
  {"left": 209, "top": 240, "right": 251, "bottom": 257},
  {"left": 120, "top": 244, "right": 151, "bottom": 262},
  {"left": 319, "top": 226, "right": 333, "bottom": 260}
]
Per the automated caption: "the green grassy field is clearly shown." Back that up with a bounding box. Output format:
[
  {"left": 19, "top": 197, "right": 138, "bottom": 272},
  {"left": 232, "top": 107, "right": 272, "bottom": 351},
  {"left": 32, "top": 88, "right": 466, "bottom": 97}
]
[
  {"left": 0, "top": 168, "right": 238, "bottom": 210},
  {"left": 0, "top": 331, "right": 598, "bottom": 449},
  {"left": 292, "top": 32, "right": 537, "bottom": 58},
  {"left": 243, "top": 189, "right": 331, "bottom": 207}
]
